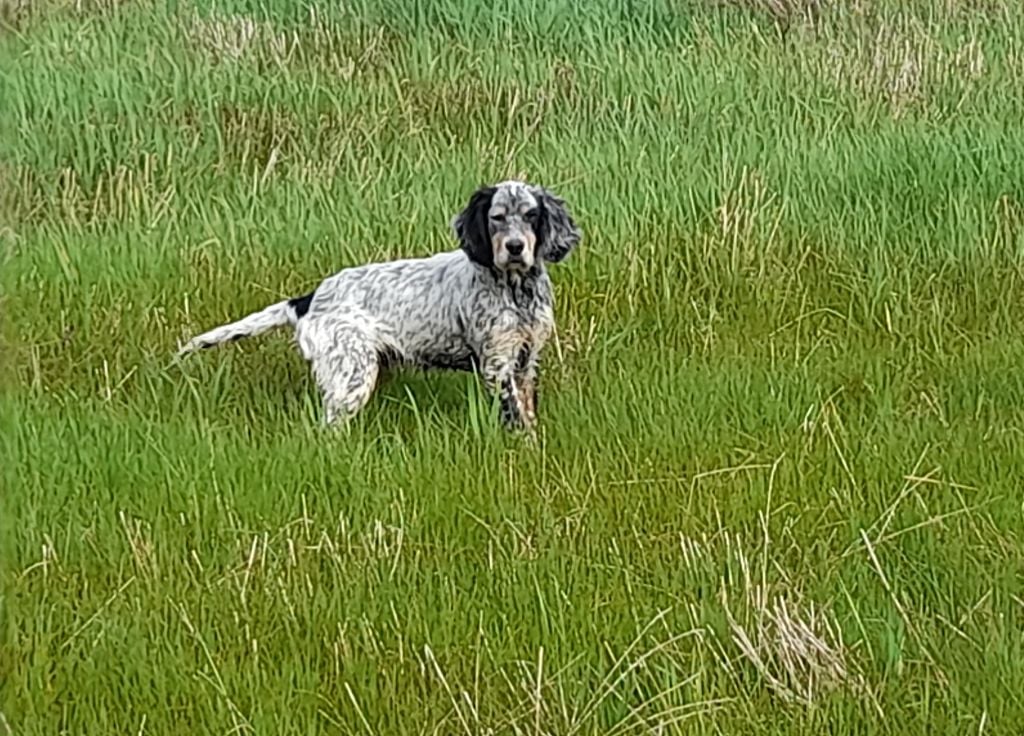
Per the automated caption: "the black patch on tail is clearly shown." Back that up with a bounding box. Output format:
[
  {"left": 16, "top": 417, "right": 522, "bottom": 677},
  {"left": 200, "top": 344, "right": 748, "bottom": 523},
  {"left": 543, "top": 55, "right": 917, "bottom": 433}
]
[{"left": 289, "top": 291, "right": 315, "bottom": 319}]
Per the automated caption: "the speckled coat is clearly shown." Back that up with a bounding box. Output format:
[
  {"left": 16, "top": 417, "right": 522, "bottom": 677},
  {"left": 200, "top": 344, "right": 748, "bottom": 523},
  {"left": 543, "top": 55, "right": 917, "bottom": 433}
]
[{"left": 178, "top": 180, "right": 582, "bottom": 430}]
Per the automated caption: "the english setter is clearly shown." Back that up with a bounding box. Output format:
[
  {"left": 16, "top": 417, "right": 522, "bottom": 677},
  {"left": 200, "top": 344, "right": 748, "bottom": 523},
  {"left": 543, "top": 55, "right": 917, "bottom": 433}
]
[{"left": 178, "top": 180, "right": 582, "bottom": 430}]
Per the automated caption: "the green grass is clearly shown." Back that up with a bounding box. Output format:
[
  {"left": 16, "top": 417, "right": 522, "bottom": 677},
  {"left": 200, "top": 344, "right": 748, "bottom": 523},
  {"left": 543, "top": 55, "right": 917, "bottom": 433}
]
[{"left": 4, "top": 0, "right": 1024, "bottom": 732}]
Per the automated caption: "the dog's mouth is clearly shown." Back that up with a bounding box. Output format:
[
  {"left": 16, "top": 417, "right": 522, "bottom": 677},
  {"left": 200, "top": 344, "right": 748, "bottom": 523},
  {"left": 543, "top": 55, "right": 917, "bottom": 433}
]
[{"left": 503, "top": 255, "right": 532, "bottom": 272}]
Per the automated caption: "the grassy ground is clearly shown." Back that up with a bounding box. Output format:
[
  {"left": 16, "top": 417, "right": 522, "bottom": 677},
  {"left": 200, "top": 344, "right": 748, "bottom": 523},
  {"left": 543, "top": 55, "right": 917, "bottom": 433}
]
[{"left": 4, "top": 0, "right": 1024, "bottom": 732}]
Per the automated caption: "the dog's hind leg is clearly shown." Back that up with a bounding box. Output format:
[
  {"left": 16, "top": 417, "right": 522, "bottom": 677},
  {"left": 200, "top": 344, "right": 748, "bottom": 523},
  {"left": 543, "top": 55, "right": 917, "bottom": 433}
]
[{"left": 297, "top": 318, "right": 381, "bottom": 425}]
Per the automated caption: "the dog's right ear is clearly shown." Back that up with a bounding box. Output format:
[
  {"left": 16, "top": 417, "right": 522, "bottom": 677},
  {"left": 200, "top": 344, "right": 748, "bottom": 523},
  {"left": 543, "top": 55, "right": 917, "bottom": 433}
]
[{"left": 452, "top": 186, "right": 496, "bottom": 268}]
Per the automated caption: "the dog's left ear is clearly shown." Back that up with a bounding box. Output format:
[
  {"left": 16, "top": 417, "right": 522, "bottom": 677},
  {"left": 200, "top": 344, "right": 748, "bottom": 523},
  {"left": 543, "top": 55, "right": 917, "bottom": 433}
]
[
  {"left": 452, "top": 186, "right": 496, "bottom": 268},
  {"left": 533, "top": 186, "right": 582, "bottom": 264}
]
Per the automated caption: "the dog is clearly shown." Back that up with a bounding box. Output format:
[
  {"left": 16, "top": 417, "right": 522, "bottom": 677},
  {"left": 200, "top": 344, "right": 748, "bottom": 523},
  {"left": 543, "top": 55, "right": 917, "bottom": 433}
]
[{"left": 178, "top": 180, "right": 581, "bottom": 430}]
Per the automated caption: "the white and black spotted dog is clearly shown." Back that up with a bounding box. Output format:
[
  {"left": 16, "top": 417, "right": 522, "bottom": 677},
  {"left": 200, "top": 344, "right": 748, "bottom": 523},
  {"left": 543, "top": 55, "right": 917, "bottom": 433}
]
[{"left": 178, "top": 180, "right": 582, "bottom": 430}]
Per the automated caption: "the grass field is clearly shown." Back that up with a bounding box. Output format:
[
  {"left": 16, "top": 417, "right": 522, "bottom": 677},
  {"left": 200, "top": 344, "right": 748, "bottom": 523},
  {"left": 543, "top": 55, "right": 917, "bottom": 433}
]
[{"left": 4, "top": 0, "right": 1024, "bottom": 732}]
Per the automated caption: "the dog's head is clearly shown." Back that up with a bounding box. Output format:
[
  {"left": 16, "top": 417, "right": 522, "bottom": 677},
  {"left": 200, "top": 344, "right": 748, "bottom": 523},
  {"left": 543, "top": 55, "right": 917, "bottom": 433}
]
[{"left": 452, "top": 180, "right": 581, "bottom": 274}]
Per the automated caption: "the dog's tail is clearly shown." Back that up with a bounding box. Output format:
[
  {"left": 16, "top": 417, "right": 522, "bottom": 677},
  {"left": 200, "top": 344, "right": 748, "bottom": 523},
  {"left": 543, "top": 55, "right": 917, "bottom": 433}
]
[{"left": 178, "top": 292, "right": 314, "bottom": 355}]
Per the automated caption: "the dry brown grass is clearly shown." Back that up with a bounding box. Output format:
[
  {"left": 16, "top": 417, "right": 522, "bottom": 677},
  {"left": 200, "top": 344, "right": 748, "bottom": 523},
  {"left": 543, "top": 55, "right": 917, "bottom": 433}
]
[{"left": 681, "top": 531, "right": 868, "bottom": 707}]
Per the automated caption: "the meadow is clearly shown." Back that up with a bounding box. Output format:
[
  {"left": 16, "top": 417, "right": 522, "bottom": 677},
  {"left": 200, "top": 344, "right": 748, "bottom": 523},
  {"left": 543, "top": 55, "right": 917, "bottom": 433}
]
[{"left": 3, "top": 0, "right": 1024, "bottom": 732}]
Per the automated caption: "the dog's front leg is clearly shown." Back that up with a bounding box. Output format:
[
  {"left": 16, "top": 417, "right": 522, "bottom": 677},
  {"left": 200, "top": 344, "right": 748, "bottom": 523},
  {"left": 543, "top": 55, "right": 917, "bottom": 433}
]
[
  {"left": 480, "top": 333, "right": 528, "bottom": 431},
  {"left": 514, "top": 343, "right": 543, "bottom": 430}
]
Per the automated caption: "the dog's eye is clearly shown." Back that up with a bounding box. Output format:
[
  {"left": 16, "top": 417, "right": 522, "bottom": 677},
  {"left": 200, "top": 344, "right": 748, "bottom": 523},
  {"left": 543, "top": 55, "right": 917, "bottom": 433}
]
[
  {"left": 490, "top": 213, "right": 506, "bottom": 222},
  {"left": 524, "top": 209, "right": 539, "bottom": 221}
]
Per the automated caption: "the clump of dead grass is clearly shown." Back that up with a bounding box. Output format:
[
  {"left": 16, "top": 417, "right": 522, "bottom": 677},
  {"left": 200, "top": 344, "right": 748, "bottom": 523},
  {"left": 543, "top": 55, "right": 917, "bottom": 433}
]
[
  {"left": 187, "top": 10, "right": 299, "bottom": 65},
  {"left": 688, "top": 532, "right": 866, "bottom": 706},
  {"left": 723, "top": 585, "right": 858, "bottom": 704},
  {"left": 709, "top": 0, "right": 824, "bottom": 27}
]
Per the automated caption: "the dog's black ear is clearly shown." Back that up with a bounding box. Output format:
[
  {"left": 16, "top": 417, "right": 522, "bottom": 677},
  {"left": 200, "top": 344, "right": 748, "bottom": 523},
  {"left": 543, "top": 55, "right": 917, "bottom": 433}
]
[
  {"left": 452, "top": 186, "right": 496, "bottom": 267},
  {"left": 533, "top": 186, "right": 581, "bottom": 264}
]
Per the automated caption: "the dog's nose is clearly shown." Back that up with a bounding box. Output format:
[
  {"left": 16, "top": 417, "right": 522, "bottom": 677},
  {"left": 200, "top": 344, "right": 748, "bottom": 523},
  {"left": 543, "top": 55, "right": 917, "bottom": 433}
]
[{"left": 506, "top": 240, "right": 525, "bottom": 256}]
